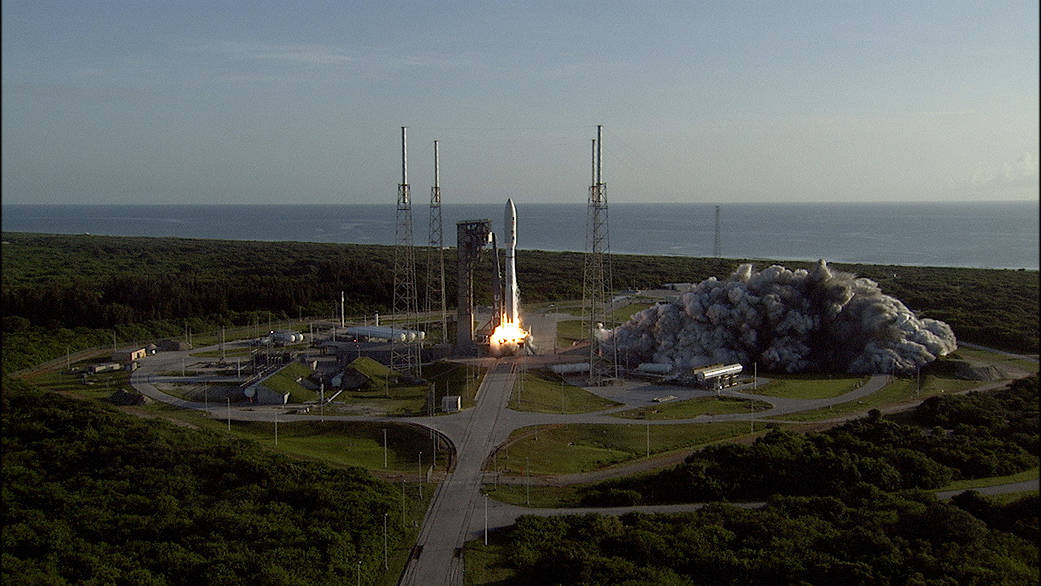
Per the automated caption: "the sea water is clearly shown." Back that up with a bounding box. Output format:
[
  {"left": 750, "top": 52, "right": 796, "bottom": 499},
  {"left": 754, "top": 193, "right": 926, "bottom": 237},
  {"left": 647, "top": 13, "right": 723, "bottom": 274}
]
[{"left": 2, "top": 201, "right": 1037, "bottom": 269}]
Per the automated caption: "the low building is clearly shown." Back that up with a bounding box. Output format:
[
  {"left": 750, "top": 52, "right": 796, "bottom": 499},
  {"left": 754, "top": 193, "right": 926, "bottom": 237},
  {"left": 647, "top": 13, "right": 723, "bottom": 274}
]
[{"left": 113, "top": 347, "right": 147, "bottom": 363}]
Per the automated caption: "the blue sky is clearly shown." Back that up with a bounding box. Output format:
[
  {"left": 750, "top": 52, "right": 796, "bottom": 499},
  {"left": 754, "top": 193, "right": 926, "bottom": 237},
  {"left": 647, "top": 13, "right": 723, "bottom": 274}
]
[{"left": 2, "top": 1, "right": 1037, "bottom": 204}]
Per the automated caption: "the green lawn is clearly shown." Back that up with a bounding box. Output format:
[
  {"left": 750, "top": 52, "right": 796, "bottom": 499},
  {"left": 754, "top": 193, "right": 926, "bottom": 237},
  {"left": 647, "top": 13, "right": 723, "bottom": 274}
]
[
  {"left": 463, "top": 530, "right": 517, "bottom": 585},
  {"left": 496, "top": 422, "right": 756, "bottom": 475},
  {"left": 262, "top": 361, "right": 318, "bottom": 403},
  {"left": 767, "top": 374, "right": 981, "bottom": 422},
  {"left": 482, "top": 483, "right": 587, "bottom": 508},
  {"left": 950, "top": 347, "right": 1039, "bottom": 375},
  {"left": 556, "top": 319, "right": 585, "bottom": 347},
  {"left": 611, "top": 302, "right": 653, "bottom": 323},
  {"left": 330, "top": 359, "right": 486, "bottom": 416},
  {"left": 746, "top": 375, "right": 869, "bottom": 400},
  {"left": 509, "top": 369, "right": 620, "bottom": 414},
  {"left": 609, "top": 396, "right": 772, "bottom": 420},
  {"left": 940, "top": 466, "right": 1039, "bottom": 492}
]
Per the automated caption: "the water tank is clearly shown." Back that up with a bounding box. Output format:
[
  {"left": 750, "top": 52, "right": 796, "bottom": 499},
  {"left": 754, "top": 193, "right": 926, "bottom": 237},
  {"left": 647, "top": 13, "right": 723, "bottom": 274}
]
[{"left": 694, "top": 363, "right": 743, "bottom": 382}]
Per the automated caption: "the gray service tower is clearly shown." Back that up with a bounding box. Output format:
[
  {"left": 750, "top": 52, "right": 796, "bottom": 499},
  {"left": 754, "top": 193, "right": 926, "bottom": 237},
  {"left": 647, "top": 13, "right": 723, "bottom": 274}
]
[{"left": 455, "top": 219, "right": 492, "bottom": 355}]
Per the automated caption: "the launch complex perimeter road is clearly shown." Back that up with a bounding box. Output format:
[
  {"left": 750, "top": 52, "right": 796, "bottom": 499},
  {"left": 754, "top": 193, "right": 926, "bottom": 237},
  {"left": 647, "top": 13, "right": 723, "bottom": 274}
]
[{"left": 126, "top": 344, "right": 1040, "bottom": 586}]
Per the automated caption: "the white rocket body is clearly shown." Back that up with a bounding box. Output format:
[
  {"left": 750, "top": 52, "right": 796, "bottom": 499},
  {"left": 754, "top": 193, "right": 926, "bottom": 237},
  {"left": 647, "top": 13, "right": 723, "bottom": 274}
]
[{"left": 504, "top": 198, "right": 519, "bottom": 324}]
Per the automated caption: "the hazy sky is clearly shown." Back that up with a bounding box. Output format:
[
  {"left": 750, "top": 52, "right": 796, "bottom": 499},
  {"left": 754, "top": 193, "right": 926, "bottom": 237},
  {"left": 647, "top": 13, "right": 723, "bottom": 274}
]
[{"left": 3, "top": 1, "right": 1037, "bottom": 205}]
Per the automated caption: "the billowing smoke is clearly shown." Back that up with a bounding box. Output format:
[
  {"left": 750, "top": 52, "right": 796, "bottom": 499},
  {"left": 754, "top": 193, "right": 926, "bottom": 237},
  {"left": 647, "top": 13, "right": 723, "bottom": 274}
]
[{"left": 610, "top": 260, "right": 957, "bottom": 374}]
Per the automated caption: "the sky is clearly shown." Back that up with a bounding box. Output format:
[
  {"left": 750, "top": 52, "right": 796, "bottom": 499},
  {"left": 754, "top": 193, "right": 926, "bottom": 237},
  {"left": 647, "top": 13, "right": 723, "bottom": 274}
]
[{"left": 2, "top": 1, "right": 1038, "bottom": 205}]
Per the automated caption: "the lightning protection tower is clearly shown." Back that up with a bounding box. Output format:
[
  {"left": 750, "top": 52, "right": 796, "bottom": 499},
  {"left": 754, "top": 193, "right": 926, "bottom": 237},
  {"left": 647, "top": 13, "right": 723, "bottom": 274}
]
[
  {"left": 583, "top": 124, "right": 612, "bottom": 386},
  {"left": 392, "top": 126, "right": 421, "bottom": 376},
  {"left": 425, "top": 140, "right": 447, "bottom": 343}
]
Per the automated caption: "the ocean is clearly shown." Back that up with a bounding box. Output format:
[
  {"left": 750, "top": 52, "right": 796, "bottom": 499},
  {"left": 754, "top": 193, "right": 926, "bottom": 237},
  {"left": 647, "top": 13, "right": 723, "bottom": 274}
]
[{"left": 2, "top": 201, "right": 1037, "bottom": 270}]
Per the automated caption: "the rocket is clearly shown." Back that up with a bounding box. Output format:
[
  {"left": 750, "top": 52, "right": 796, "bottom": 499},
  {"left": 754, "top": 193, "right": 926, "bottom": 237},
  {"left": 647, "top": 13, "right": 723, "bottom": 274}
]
[{"left": 504, "top": 198, "right": 519, "bottom": 324}]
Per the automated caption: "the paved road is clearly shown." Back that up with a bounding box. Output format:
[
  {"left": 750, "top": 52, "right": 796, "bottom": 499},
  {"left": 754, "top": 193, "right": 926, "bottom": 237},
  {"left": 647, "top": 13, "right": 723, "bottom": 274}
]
[{"left": 400, "top": 361, "right": 517, "bottom": 586}]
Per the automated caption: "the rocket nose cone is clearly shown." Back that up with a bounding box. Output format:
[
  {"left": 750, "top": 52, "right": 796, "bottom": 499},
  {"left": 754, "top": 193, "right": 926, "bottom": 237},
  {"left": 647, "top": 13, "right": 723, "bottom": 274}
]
[{"left": 506, "top": 198, "right": 515, "bottom": 214}]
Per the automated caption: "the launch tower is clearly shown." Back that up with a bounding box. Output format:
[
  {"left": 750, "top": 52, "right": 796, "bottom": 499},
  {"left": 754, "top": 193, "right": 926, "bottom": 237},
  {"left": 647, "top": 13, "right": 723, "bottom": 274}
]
[
  {"left": 583, "top": 124, "right": 612, "bottom": 385},
  {"left": 392, "top": 127, "right": 421, "bottom": 376},
  {"left": 455, "top": 219, "right": 492, "bottom": 355}
]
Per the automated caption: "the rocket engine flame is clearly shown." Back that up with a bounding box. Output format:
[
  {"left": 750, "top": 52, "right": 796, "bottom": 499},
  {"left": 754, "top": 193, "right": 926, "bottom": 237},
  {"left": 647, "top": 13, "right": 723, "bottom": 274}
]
[
  {"left": 490, "top": 317, "right": 529, "bottom": 356},
  {"left": 610, "top": 260, "right": 957, "bottom": 374}
]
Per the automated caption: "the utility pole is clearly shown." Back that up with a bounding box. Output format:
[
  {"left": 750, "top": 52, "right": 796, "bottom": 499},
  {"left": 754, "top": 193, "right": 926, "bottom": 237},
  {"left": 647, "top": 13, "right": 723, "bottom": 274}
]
[
  {"left": 484, "top": 493, "right": 488, "bottom": 545},
  {"left": 226, "top": 398, "right": 231, "bottom": 431},
  {"left": 383, "top": 428, "right": 388, "bottom": 468},
  {"left": 383, "top": 512, "right": 389, "bottom": 570}
]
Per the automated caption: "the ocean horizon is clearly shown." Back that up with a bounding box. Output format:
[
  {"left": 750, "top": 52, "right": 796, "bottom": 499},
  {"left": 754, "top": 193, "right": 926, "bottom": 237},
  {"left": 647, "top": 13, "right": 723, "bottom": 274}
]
[{"left": 3, "top": 201, "right": 1038, "bottom": 270}]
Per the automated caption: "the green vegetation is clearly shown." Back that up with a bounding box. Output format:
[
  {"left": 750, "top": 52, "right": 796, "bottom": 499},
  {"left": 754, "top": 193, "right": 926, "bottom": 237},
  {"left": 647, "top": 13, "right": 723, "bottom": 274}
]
[
  {"left": 555, "top": 319, "right": 584, "bottom": 348},
  {"left": 747, "top": 374, "right": 869, "bottom": 400},
  {"left": 261, "top": 361, "right": 318, "bottom": 402},
  {"left": 1, "top": 377, "right": 426, "bottom": 585},
  {"left": 950, "top": 347, "right": 1040, "bottom": 375},
  {"left": 3, "top": 233, "right": 1037, "bottom": 375},
  {"left": 582, "top": 376, "right": 1038, "bottom": 506},
  {"left": 467, "top": 491, "right": 1038, "bottom": 584},
  {"left": 609, "top": 396, "right": 771, "bottom": 420},
  {"left": 769, "top": 373, "right": 980, "bottom": 422},
  {"left": 509, "top": 369, "right": 619, "bottom": 414},
  {"left": 940, "top": 466, "right": 1039, "bottom": 492},
  {"left": 498, "top": 422, "right": 756, "bottom": 475}
]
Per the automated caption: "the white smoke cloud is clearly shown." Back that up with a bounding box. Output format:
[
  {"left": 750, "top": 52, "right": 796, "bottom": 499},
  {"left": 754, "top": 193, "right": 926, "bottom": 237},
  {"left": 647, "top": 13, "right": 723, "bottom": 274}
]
[{"left": 610, "top": 261, "right": 957, "bottom": 374}]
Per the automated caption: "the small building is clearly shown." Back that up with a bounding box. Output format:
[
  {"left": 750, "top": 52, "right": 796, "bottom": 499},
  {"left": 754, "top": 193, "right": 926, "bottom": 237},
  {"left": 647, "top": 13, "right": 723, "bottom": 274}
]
[
  {"left": 89, "top": 362, "right": 122, "bottom": 374},
  {"left": 441, "top": 395, "right": 461, "bottom": 413},
  {"left": 113, "top": 348, "right": 147, "bottom": 363}
]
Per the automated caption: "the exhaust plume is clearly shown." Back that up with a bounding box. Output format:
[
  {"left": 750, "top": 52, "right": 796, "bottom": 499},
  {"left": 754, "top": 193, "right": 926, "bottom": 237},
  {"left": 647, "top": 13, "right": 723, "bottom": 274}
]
[{"left": 610, "top": 260, "right": 956, "bottom": 374}]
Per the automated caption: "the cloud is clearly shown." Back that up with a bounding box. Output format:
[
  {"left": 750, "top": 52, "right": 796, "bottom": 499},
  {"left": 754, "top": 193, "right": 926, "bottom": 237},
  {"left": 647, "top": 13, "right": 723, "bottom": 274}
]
[{"left": 971, "top": 151, "right": 1039, "bottom": 186}]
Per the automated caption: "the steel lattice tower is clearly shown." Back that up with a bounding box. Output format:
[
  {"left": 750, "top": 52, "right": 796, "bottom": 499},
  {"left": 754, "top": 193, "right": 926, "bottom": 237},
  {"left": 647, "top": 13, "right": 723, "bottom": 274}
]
[
  {"left": 583, "top": 124, "right": 612, "bottom": 386},
  {"left": 425, "top": 140, "right": 447, "bottom": 343},
  {"left": 713, "top": 205, "right": 721, "bottom": 258},
  {"left": 392, "top": 126, "right": 420, "bottom": 376}
]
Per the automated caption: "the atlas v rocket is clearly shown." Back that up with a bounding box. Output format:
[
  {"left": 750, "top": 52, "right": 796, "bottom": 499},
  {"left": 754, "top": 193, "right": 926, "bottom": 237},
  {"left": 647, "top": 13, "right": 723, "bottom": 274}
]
[{"left": 503, "top": 198, "right": 519, "bottom": 324}]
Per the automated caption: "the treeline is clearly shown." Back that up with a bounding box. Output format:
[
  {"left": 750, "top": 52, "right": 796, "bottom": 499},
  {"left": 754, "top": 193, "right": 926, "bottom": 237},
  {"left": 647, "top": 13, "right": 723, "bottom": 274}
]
[
  {"left": 1, "top": 378, "right": 408, "bottom": 584},
  {"left": 2, "top": 233, "right": 1037, "bottom": 357},
  {"left": 502, "top": 491, "right": 1038, "bottom": 585},
  {"left": 581, "top": 376, "right": 1038, "bottom": 506}
]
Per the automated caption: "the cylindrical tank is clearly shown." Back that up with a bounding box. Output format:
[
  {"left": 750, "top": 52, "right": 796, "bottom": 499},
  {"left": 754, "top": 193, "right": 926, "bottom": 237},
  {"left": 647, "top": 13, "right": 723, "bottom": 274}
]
[
  {"left": 695, "top": 363, "right": 743, "bottom": 382},
  {"left": 549, "top": 362, "right": 591, "bottom": 374},
  {"left": 637, "top": 362, "right": 672, "bottom": 374}
]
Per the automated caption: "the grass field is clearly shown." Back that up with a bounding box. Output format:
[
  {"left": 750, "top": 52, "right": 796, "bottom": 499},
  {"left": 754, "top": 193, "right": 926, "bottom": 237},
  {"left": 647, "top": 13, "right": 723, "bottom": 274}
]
[
  {"left": 497, "top": 422, "right": 756, "bottom": 475},
  {"left": 262, "top": 361, "right": 318, "bottom": 402},
  {"left": 556, "top": 319, "right": 585, "bottom": 348},
  {"left": 747, "top": 374, "right": 869, "bottom": 399},
  {"left": 509, "top": 369, "right": 620, "bottom": 414},
  {"left": 609, "top": 395, "right": 772, "bottom": 420},
  {"left": 463, "top": 530, "right": 516, "bottom": 585},
  {"left": 767, "top": 374, "right": 981, "bottom": 422},
  {"left": 321, "top": 359, "right": 486, "bottom": 416},
  {"left": 940, "top": 466, "right": 1039, "bottom": 492},
  {"left": 951, "top": 347, "right": 1039, "bottom": 375}
]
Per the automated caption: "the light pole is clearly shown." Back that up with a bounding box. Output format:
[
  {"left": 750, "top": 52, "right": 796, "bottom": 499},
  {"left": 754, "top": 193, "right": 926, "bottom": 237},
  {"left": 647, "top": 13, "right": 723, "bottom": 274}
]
[
  {"left": 383, "top": 512, "right": 388, "bottom": 570},
  {"left": 226, "top": 397, "right": 231, "bottom": 431},
  {"left": 484, "top": 492, "right": 488, "bottom": 545},
  {"left": 418, "top": 451, "right": 423, "bottom": 499},
  {"left": 383, "top": 428, "right": 388, "bottom": 468}
]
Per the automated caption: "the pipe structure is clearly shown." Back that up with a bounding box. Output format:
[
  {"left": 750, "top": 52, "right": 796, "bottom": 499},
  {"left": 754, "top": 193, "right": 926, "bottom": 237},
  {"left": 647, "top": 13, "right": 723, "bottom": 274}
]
[{"left": 401, "top": 126, "right": 408, "bottom": 186}]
